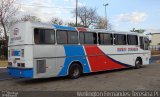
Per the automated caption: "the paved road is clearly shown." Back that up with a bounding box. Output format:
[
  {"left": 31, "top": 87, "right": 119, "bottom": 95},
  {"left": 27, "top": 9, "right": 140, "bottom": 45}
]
[
  {"left": 0, "top": 56, "right": 159, "bottom": 92},
  {"left": 0, "top": 69, "right": 12, "bottom": 81},
  {"left": 0, "top": 63, "right": 160, "bottom": 91},
  {"left": 151, "top": 55, "right": 160, "bottom": 63}
]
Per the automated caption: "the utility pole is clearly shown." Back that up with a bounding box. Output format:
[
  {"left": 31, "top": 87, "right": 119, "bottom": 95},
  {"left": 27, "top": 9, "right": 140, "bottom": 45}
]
[
  {"left": 103, "top": 3, "right": 108, "bottom": 30},
  {"left": 76, "top": 0, "right": 78, "bottom": 27}
]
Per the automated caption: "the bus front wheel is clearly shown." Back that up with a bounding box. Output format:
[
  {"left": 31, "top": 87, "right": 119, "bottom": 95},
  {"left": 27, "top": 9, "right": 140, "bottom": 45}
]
[
  {"left": 68, "top": 63, "right": 82, "bottom": 79},
  {"left": 135, "top": 58, "right": 142, "bottom": 69}
]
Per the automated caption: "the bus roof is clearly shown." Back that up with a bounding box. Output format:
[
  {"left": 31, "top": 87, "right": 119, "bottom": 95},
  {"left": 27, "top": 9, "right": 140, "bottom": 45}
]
[
  {"left": 28, "top": 22, "right": 145, "bottom": 36},
  {"left": 53, "top": 25, "right": 76, "bottom": 31}
]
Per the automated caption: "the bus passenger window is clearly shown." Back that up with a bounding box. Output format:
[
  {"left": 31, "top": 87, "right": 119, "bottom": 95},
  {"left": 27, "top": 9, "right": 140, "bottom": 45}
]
[
  {"left": 34, "top": 29, "right": 40, "bottom": 44},
  {"left": 79, "top": 33, "right": 85, "bottom": 44},
  {"left": 57, "top": 30, "right": 67, "bottom": 44},
  {"left": 140, "top": 37, "right": 144, "bottom": 49},
  {"left": 85, "top": 33, "right": 97, "bottom": 44},
  {"left": 114, "top": 34, "right": 126, "bottom": 45},
  {"left": 99, "top": 33, "right": 113, "bottom": 45},
  {"left": 68, "top": 31, "right": 78, "bottom": 44},
  {"left": 57, "top": 30, "right": 78, "bottom": 44},
  {"left": 127, "top": 35, "right": 138, "bottom": 45},
  {"left": 34, "top": 28, "right": 55, "bottom": 44},
  {"left": 45, "top": 30, "right": 55, "bottom": 44}
]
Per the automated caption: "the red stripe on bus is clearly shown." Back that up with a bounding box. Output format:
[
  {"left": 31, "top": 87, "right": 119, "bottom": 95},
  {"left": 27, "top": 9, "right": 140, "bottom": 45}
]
[
  {"left": 76, "top": 27, "right": 87, "bottom": 32},
  {"left": 84, "top": 46, "right": 126, "bottom": 72}
]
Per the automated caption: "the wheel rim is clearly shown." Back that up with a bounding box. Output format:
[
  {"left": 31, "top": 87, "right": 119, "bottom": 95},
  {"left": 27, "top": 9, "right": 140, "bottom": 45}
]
[
  {"left": 72, "top": 67, "right": 79, "bottom": 77},
  {"left": 136, "top": 60, "right": 140, "bottom": 65}
]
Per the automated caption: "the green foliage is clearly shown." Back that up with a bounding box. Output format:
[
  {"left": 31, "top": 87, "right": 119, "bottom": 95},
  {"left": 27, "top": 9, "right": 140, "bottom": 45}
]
[
  {"left": 51, "top": 18, "right": 63, "bottom": 25},
  {"left": 67, "top": 22, "right": 83, "bottom": 27},
  {"left": 130, "top": 28, "right": 145, "bottom": 34}
]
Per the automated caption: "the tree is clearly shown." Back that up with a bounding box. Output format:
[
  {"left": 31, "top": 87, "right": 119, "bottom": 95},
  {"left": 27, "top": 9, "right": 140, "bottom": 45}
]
[
  {"left": 67, "top": 22, "right": 83, "bottom": 27},
  {"left": 20, "top": 15, "right": 41, "bottom": 22},
  {"left": 0, "top": 0, "right": 19, "bottom": 44},
  {"left": 97, "top": 17, "right": 107, "bottom": 29},
  {"left": 130, "top": 28, "right": 145, "bottom": 34},
  {"left": 51, "top": 17, "right": 63, "bottom": 25},
  {"left": 95, "top": 17, "right": 112, "bottom": 30},
  {"left": 73, "top": 6, "right": 99, "bottom": 27}
]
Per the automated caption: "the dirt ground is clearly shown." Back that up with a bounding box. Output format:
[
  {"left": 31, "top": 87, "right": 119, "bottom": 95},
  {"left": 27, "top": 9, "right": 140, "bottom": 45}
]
[
  {"left": 0, "top": 63, "right": 160, "bottom": 91},
  {"left": 0, "top": 60, "right": 7, "bottom": 68}
]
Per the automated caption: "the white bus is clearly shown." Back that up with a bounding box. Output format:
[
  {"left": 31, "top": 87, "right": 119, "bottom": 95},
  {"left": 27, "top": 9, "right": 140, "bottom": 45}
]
[{"left": 8, "top": 22, "right": 151, "bottom": 79}]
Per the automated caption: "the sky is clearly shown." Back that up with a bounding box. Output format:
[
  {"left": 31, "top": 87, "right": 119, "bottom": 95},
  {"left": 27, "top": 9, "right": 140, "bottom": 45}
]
[{"left": 16, "top": 0, "right": 160, "bottom": 32}]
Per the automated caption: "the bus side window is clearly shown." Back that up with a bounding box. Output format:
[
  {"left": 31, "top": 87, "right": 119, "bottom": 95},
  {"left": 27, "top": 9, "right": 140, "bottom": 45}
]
[
  {"left": 99, "top": 33, "right": 113, "bottom": 45},
  {"left": 57, "top": 30, "right": 78, "bottom": 44},
  {"left": 84, "top": 32, "right": 97, "bottom": 44},
  {"left": 114, "top": 34, "right": 126, "bottom": 45},
  {"left": 68, "top": 31, "right": 78, "bottom": 44},
  {"left": 127, "top": 35, "right": 138, "bottom": 45},
  {"left": 144, "top": 37, "right": 150, "bottom": 50},
  {"left": 140, "top": 37, "right": 144, "bottom": 49},
  {"left": 57, "top": 30, "right": 68, "bottom": 44},
  {"left": 34, "top": 29, "right": 40, "bottom": 44},
  {"left": 34, "top": 28, "right": 55, "bottom": 44},
  {"left": 98, "top": 33, "right": 104, "bottom": 44},
  {"left": 79, "top": 32, "right": 85, "bottom": 44}
]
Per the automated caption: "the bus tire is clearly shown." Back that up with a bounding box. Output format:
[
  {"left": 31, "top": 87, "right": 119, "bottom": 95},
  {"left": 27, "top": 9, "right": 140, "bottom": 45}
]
[
  {"left": 68, "top": 63, "right": 82, "bottom": 79},
  {"left": 135, "top": 58, "right": 142, "bottom": 69}
]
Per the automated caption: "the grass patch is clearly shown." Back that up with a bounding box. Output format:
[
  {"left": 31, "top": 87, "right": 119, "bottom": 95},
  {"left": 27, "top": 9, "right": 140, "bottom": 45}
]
[
  {"left": 151, "top": 50, "right": 160, "bottom": 55},
  {"left": 0, "top": 60, "right": 7, "bottom": 67}
]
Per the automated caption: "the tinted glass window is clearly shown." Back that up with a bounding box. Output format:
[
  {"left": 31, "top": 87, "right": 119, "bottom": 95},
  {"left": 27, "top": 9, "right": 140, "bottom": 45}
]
[
  {"left": 68, "top": 31, "right": 78, "bottom": 44},
  {"left": 85, "top": 32, "right": 97, "bottom": 44},
  {"left": 57, "top": 30, "right": 78, "bottom": 44},
  {"left": 127, "top": 35, "right": 138, "bottom": 45},
  {"left": 34, "top": 28, "right": 55, "bottom": 44},
  {"left": 99, "top": 34, "right": 104, "bottom": 44},
  {"left": 79, "top": 33, "right": 85, "bottom": 44},
  {"left": 114, "top": 34, "right": 126, "bottom": 45},
  {"left": 144, "top": 37, "right": 149, "bottom": 50},
  {"left": 140, "top": 37, "right": 144, "bottom": 49},
  {"left": 57, "top": 30, "right": 67, "bottom": 44},
  {"left": 79, "top": 32, "right": 97, "bottom": 44},
  {"left": 99, "top": 33, "right": 113, "bottom": 45}
]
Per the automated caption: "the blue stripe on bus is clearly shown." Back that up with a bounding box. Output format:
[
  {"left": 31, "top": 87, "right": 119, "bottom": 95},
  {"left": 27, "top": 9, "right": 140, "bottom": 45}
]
[
  {"left": 8, "top": 67, "right": 33, "bottom": 78},
  {"left": 53, "top": 25, "right": 76, "bottom": 31},
  {"left": 57, "top": 45, "right": 90, "bottom": 76}
]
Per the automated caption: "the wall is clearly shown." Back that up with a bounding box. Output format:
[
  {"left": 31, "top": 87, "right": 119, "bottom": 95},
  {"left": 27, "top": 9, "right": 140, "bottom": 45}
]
[{"left": 150, "top": 34, "right": 160, "bottom": 46}]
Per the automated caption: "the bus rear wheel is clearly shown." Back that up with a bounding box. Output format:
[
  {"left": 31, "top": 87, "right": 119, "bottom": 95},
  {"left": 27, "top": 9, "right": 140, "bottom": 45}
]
[
  {"left": 135, "top": 58, "right": 142, "bottom": 69},
  {"left": 69, "top": 63, "right": 82, "bottom": 79}
]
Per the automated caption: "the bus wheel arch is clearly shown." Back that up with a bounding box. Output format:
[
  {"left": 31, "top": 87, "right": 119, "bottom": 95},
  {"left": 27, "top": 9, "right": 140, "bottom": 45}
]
[
  {"left": 68, "top": 61, "right": 83, "bottom": 79},
  {"left": 135, "top": 57, "right": 143, "bottom": 69}
]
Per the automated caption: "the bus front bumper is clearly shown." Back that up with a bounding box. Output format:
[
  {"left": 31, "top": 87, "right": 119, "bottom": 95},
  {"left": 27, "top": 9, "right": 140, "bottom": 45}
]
[{"left": 8, "top": 67, "right": 33, "bottom": 78}]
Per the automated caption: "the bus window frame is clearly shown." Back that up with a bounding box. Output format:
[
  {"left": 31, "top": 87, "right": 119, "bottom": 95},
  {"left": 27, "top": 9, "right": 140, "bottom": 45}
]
[
  {"left": 34, "top": 28, "right": 56, "bottom": 45},
  {"left": 114, "top": 34, "right": 127, "bottom": 45},
  {"left": 98, "top": 32, "right": 113, "bottom": 45},
  {"left": 144, "top": 37, "right": 150, "bottom": 50},
  {"left": 56, "top": 30, "right": 79, "bottom": 45},
  {"left": 79, "top": 31, "right": 97, "bottom": 45},
  {"left": 127, "top": 34, "right": 138, "bottom": 45}
]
